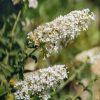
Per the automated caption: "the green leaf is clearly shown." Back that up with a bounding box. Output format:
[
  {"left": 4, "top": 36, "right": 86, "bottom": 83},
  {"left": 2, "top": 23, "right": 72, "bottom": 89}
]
[
  {"left": 0, "top": 86, "right": 7, "bottom": 96},
  {"left": 0, "top": 72, "right": 6, "bottom": 80},
  {"left": 0, "top": 63, "right": 14, "bottom": 78},
  {"left": 2, "top": 68, "right": 11, "bottom": 77},
  {"left": 4, "top": 65, "right": 14, "bottom": 73}
]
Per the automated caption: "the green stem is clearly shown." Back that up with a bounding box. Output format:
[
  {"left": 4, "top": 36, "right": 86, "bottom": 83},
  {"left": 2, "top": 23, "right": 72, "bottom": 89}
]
[
  {"left": 61, "top": 64, "right": 85, "bottom": 90},
  {"left": 52, "top": 63, "right": 86, "bottom": 96},
  {"left": 91, "top": 76, "right": 95, "bottom": 100},
  {"left": 29, "top": 48, "right": 38, "bottom": 56},
  {"left": 44, "top": 52, "right": 50, "bottom": 66},
  {"left": 11, "top": 11, "right": 21, "bottom": 42},
  {"left": 71, "top": 79, "right": 95, "bottom": 100},
  {"left": 43, "top": 48, "right": 51, "bottom": 66},
  {"left": 21, "top": 48, "right": 38, "bottom": 64}
]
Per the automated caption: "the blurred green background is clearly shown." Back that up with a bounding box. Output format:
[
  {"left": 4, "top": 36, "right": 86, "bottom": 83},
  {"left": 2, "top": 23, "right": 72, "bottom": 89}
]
[{"left": 0, "top": 0, "right": 100, "bottom": 100}]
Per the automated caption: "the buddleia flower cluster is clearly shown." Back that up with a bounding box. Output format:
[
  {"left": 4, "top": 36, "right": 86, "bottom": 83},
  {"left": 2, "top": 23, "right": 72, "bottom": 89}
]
[
  {"left": 14, "top": 65, "right": 68, "bottom": 100},
  {"left": 75, "top": 47, "right": 100, "bottom": 64},
  {"left": 27, "top": 9, "right": 95, "bottom": 54}
]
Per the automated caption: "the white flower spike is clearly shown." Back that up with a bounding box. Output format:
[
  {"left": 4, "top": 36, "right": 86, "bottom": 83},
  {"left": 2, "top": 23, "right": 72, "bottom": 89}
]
[
  {"left": 14, "top": 65, "right": 68, "bottom": 100},
  {"left": 27, "top": 9, "right": 95, "bottom": 54}
]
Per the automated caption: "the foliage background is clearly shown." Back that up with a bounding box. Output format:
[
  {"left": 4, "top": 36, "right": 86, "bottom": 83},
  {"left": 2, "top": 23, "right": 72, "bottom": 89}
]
[{"left": 0, "top": 0, "right": 100, "bottom": 100}]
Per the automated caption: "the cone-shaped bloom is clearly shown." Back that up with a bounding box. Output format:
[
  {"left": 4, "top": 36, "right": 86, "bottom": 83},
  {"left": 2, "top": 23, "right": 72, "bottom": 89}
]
[
  {"left": 14, "top": 65, "right": 68, "bottom": 100},
  {"left": 27, "top": 9, "right": 95, "bottom": 54}
]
